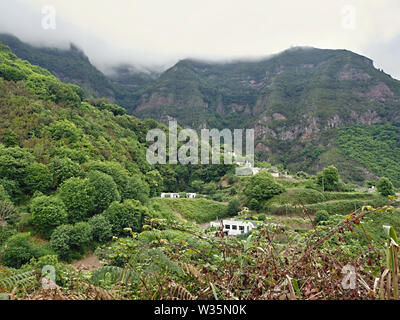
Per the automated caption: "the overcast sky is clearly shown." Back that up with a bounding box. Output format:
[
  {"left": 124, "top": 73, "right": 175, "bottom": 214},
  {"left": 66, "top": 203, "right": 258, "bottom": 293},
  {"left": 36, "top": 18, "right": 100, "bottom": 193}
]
[{"left": 0, "top": 0, "right": 400, "bottom": 78}]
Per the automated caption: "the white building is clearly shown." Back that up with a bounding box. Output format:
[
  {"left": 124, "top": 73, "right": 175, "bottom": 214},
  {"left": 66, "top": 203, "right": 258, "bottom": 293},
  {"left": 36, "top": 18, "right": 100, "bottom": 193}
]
[
  {"left": 210, "top": 220, "right": 256, "bottom": 236},
  {"left": 186, "top": 193, "right": 197, "bottom": 198},
  {"left": 161, "top": 193, "right": 180, "bottom": 198}
]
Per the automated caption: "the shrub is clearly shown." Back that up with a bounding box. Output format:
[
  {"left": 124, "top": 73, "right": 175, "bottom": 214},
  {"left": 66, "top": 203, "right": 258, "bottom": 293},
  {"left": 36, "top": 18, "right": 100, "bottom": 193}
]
[
  {"left": 88, "top": 215, "right": 112, "bottom": 243},
  {"left": 316, "top": 166, "right": 340, "bottom": 192},
  {"left": 30, "top": 196, "right": 68, "bottom": 238},
  {"left": 85, "top": 161, "right": 129, "bottom": 192},
  {"left": 244, "top": 172, "right": 285, "bottom": 201},
  {"left": 121, "top": 175, "right": 150, "bottom": 204},
  {"left": 226, "top": 199, "right": 241, "bottom": 217},
  {"left": 257, "top": 213, "right": 267, "bottom": 221},
  {"left": 24, "top": 163, "right": 53, "bottom": 194},
  {"left": 50, "top": 224, "right": 73, "bottom": 261},
  {"left": 103, "top": 199, "right": 148, "bottom": 236},
  {"left": 58, "top": 177, "right": 95, "bottom": 223},
  {"left": 2, "top": 130, "right": 19, "bottom": 147},
  {"left": 0, "top": 184, "right": 10, "bottom": 202},
  {"left": 0, "top": 233, "right": 49, "bottom": 268},
  {"left": 248, "top": 198, "right": 259, "bottom": 211},
  {"left": 0, "top": 146, "right": 35, "bottom": 194},
  {"left": 50, "top": 222, "right": 93, "bottom": 262},
  {"left": 0, "top": 225, "right": 16, "bottom": 246},
  {"left": 49, "top": 157, "right": 83, "bottom": 187},
  {"left": 145, "top": 170, "right": 164, "bottom": 197},
  {"left": 69, "top": 222, "right": 92, "bottom": 252},
  {"left": 314, "top": 210, "right": 330, "bottom": 224},
  {"left": 377, "top": 177, "right": 395, "bottom": 197},
  {"left": 49, "top": 120, "right": 82, "bottom": 143},
  {"left": 0, "top": 201, "right": 17, "bottom": 225},
  {"left": 88, "top": 171, "right": 120, "bottom": 214}
]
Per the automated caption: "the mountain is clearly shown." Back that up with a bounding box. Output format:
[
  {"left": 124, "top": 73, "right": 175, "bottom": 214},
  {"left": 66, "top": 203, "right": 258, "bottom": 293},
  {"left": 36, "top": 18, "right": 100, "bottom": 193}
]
[
  {"left": 2, "top": 34, "right": 400, "bottom": 185},
  {"left": 0, "top": 33, "right": 153, "bottom": 110},
  {"left": 132, "top": 47, "right": 400, "bottom": 185}
]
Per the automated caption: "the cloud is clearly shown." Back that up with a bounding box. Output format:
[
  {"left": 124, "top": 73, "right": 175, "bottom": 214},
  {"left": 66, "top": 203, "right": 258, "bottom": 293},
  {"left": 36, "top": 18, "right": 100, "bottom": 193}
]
[{"left": 0, "top": 0, "right": 400, "bottom": 78}]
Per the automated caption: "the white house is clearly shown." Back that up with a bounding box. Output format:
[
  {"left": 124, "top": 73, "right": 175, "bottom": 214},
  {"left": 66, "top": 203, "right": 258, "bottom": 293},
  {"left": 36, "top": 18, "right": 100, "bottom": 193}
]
[
  {"left": 210, "top": 220, "right": 256, "bottom": 236},
  {"left": 161, "top": 193, "right": 180, "bottom": 198},
  {"left": 186, "top": 193, "right": 197, "bottom": 198}
]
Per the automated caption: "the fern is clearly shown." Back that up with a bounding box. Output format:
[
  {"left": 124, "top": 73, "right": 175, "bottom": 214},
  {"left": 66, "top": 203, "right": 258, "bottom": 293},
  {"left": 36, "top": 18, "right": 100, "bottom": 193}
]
[{"left": 0, "top": 270, "right": 37, "bottom": 291}]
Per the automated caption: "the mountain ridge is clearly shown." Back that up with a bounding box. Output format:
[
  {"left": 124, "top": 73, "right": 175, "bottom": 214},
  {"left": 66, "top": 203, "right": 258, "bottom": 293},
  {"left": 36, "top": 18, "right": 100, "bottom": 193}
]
[{"left": 2, "top": 34, "right": 400, "bottom": 185}]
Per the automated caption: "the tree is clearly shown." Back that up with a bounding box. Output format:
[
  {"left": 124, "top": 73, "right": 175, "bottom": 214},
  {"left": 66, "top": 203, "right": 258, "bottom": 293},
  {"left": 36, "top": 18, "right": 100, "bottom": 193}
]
[
  {"left": 145, "top": 170, "right": 164, "bottom": 197},
  {"left": 88, "top": 215, "right": 113, "bottom": 243},
  {"left": 0, "top": 184, "right": 10, "bottom": 202},
  {"left": 49, "top": 157, "right": 83, "bottom": 187},
  {"left": 226, "top": 199, "right": 241, "bottom": 217},
  {"left": 0, "top": 233, "right": 49, "bottom": 268},
  {"left": 244, "top": 172, "right": 285, "bottom": 201},
  {"left": 24, "top": 163, "right": 53, "bottom": 194},
  {"left": 50, "top": 224, "right": 73, "bottom": 261},
  {"left": 50, "top": 222, "right": 93, "bottom": 262},
  {"left": 248, "top": 198, "right": 259, "bottom": 211},
  {"left": 58, "top": 177, "right": 95, "bottom": 223},
  {"left": 0, "top": 146, "right": 34, "bottom": 188},
  {"left": 87, "top": 170, "right": 120, "bottom": 214},
  {"left": 377, "top": 177, "right": 395, "bottom": 197},
  {"left": 121, "top": 175, "right": 150, "bottom": 204},
  {"left": 191, "top": 180, "right": 203, "bottom": 193},
  {"left": 103, "top": 199, "right": 148, "bottom": 236},
  {"left": 30, "top": 196, "right": 68, "bottom": 238},
  {"left": 317, "top": 166, "right": 340, "bottom": 191},
  {"left": 85, "top": 161, "right": 129, "bottom": 193},
  {"left": 2, "top": 129, "right": 19, "bottom": 147},
  {"left": 49, "top": 120, "right": 82, "bottom": 143},
  {"left": 313, "top": 210, "right": 330, "bottom": 224}
]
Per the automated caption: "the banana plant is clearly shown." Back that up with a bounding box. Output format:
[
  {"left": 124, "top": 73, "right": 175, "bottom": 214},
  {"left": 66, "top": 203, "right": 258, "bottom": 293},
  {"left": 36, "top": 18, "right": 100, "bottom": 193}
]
[{"left": 382, "top": 225, "right": 399, "bottom": 299}]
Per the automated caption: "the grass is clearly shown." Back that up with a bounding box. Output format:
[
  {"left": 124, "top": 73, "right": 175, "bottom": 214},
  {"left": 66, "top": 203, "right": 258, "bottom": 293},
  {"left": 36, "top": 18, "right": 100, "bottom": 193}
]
[
  {"left": 152, "top": 198, "right": 228, "bottom": 224},
  {"left": 268, "top": 197, "right": 388, "bottom": 216}
]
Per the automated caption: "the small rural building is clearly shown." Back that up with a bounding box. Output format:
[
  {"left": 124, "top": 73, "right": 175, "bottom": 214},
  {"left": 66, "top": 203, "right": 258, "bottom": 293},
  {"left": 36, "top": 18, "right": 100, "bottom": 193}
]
[
  {"left": 186, "top": 193, "right": 197, "bottom": 198},
  {"left": 210, "top": 220, "right": 256, "bottom": 236},
  {"left": 161, "top": 193, "right": 180, "bottom": 198}
]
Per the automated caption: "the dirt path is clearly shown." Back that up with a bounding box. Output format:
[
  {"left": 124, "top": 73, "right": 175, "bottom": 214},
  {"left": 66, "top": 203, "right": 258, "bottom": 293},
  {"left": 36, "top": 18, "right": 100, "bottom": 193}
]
[{"left": 72, "top": 254, "right": 103, "bottom": 271}]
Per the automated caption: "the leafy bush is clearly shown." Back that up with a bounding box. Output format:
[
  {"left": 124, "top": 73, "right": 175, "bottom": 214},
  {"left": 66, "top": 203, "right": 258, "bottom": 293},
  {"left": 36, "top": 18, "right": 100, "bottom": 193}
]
[
  {"left": 0, "top": 185, "right": 10, "bottom": 202},
  {"left": 377, "top": 177, "right": 395, "bottom": 197},
  {"left": 248, "top": 198, "right": 259, "bottom": 211},
  {"left": 2, "top": 130, "right": 19, "bottom": 147},
  {"left": 49, "top": 157, "right": 83, "bottom": 187},
  {"left": 227, "top": 199, "right": 241, "bottom": 216},
  {"left": 87, "top": 171, "right": 120, "bottom": 214},
  {"left": 24, "top": 163, "right": 53, "bottom": 194},
  {"left": 49, "top": 224, "right": 73, "bottom": 261},
  {"left": 88, "top": 215, "right": 113, "bottom": 243},
  {"left": 0, "top": 201, "right": 17, "bottom": 225},
  {"left": 50, "top": 222, "right": 93, "bottom": 262},
  {"left": 0, "top": 233, "right": 50, "bottom": 268},
  {"left": 314, "top": 210, "right": 330, "bottom": 224},
  {"left": 121, "top": 175, "right": 150, "bottom": 204},
  {"left": 316, "top": 166, "right": 341, "bottom": 192},
  {"left": 58, "top": 177, "right": 95, "bottom": 223},
  {"left": 244, "top": 172, "right": 285, "bottom": 201},
  {"left": 30, "top": 196, "right": 68, "bottom": 238},
  {"left": 0, "top": 225, "right": 16, "bottom": 246},
  {"left": 103, "top": 199, "right": 148, "bottom": 236},
  {"left": 85, "top": 161, "right": 129, "bottom": 192}
]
